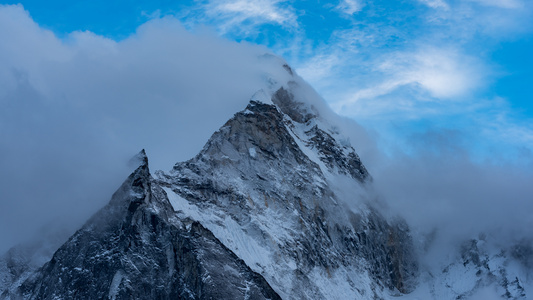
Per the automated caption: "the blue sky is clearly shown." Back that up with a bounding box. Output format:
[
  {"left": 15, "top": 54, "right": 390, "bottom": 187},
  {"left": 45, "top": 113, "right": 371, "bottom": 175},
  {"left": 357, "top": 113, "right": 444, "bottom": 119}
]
[{"left": 4, "top": 0, "right": 532, "bottom": 162}]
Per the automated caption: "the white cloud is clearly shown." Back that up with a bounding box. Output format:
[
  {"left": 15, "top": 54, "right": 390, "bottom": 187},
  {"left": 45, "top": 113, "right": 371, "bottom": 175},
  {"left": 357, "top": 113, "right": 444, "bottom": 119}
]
[
  {"left": 420, "top": 0, "right": 533, "bottom": 38},
  {"left": 477, "top": 98, "right": 533, "bottom": 150},
  {"left": 396, "top": 48, "right": 484, "bottom": 98},
  {"left": 296, "top": 53, "right": 342, "bottom": 87},
  {"left": 336, "top": 0, "right": 363, "bottom": 15},
  {"left": 333, "top": 47, "right": 487, "bottom": 117},
  {"left": 0, "top": 4, "right": 295, "bottom": 252},
  {"left": 202, "top": 0, "right": 297, "bottom": 33},
  {"left": 418, "top": 0, "right": 449, "bottom": 9}
]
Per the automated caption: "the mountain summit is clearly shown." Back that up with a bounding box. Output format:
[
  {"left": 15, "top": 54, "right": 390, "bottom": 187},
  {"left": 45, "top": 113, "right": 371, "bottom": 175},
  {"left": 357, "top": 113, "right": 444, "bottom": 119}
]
[
  {"left": 156, "top": 84, "right": 417, "bottom": 298},
  {"left": 1, "top": 71, "right": 417, "bottom": 299}
]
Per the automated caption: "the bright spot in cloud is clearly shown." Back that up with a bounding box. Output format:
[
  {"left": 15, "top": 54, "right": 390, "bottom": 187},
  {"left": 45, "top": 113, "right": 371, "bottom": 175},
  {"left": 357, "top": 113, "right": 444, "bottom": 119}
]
[
  {"left": 381, "top": 47, "right": 485, "bottom": 99},
  {"left": 334, "top": 47, "right": 487, "bottom": 117}
]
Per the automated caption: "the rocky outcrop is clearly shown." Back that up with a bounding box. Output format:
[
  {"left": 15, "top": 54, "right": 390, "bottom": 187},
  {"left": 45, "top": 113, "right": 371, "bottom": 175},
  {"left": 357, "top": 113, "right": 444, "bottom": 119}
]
[
  {"left": 13, "top": 151, "right": 280, "bottom": 300},
  {"left": 158, "top": 90, "right": 417, "bottom": 298}
]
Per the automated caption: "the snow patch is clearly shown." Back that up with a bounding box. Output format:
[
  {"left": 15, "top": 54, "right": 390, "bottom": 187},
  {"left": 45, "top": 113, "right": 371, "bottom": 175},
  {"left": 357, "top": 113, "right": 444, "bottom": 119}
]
[
  {"left": 108, "top": 270, "right": 124, "bottom": 300},
  {"left": 164, "top": 187, "right": 202, "bottom": 221},
  {"left": 162, "top": 187, "right": 293, "bottom": 299},
  {"left": 248, "top": 147, "right": 257, "bottom": 158}
]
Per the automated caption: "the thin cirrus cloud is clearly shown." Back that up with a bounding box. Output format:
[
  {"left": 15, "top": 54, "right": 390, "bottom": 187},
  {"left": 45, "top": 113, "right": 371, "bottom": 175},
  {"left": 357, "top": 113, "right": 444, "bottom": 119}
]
[
  {"left": 296, "top": 53, "right": 343, "bottom": 88},
  {"left": 420, "top": 0, "right": 525, "bottom": 10},
  {"left": 336, "top": 0, "right": 363, "bottom": 15},
  {"left": 200, "top": 0, "right": 298, "bottom": 34},
  {"left": 417, "top": 0, "right": 450, "bottom": 9},
  {"left": 419, "top": 0, "right": 533, "bottom": 38},
  {"left": 469, "top": 0, "right": 524, "bottom": 9}
]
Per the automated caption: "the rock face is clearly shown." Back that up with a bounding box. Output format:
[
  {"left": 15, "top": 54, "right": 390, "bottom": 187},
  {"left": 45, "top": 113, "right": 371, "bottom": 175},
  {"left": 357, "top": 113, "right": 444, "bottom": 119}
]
[
  {"left": 10, "top": 151, "right": 280, "bottom": 300},
  {"left": 156, "top": 88, "right": 417, "bottom": 299}
]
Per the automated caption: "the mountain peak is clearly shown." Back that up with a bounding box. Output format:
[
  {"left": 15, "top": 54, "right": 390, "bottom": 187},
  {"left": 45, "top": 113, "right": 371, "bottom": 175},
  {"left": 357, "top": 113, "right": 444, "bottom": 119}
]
[
  {"left": 128, "top": 149, "right": 149, "bottom": 170},
  {"left": 109, "top": 149, "right": 152, "bottom": 214},
  {"left": 138, "top": 148, "right": 148, "bottom": 164}
]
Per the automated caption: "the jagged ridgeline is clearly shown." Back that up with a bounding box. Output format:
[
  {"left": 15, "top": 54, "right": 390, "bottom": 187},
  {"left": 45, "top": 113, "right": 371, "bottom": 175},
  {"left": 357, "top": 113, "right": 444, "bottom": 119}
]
[{"left": 1, "top": 63, "right": 418, "bottom": 299}]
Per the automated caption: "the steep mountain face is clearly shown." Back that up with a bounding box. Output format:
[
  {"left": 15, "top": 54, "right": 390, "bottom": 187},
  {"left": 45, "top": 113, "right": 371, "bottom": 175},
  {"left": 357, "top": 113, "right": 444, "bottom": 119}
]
[
  {"left": 156, "top": 85, "right": 418, "bottom": 299},
  {"left": 8, "top": 151, "right": 280, "bottom": 300}
]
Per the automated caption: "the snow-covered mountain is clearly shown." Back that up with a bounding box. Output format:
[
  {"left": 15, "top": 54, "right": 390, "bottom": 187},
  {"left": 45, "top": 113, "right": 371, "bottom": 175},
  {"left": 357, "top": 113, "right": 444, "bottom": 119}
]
[
  {"left": 405, "top": 235, "right": 533, "bottom": 300},
  {"left": 1, "top": 60, "right": 531, "bottom": 299},
  {"left": 155, "top": 85, "right": 418, "bottom": 299}
]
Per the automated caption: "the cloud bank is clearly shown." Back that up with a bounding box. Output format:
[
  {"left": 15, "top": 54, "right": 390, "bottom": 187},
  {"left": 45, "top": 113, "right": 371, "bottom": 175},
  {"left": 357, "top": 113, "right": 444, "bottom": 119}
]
[{"left": 0, "top": 4, "right": 293, "bottom": 253}]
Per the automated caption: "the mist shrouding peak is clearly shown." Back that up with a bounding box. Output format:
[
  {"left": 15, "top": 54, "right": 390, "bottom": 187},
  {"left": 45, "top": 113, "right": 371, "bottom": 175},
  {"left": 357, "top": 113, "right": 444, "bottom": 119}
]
[
  {"left": 0, "top": 4, "right": 336, "bottom": 253},
  {"left": 128, "top": 149, "right": 149, "bottom": 170}
]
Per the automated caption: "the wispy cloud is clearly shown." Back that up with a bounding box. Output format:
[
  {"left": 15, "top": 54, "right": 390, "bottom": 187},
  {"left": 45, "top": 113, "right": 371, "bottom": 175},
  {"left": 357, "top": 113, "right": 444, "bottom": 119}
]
[
  {"left": 419, "top": 0, "right": 533, "bottom": 38},
  {"left": 296, "top": 53, "right": 342, "bottom": 88},
  {"left": 418, "top": 0, "right": 449, "bottom": 10},
  {"left": 283, "top": 0, "right": 532, "bottom": 163},
  {"left": 469, "top": 0, "right": 524, "bottom": 9},
  {"left": 332, "top": 47, "right": 487, "bottom": 115},
  {"left": 477, "top": 98, "right": 533, "bottom": 151},
  {"left": 201, "top": 0, "right": 297, "bottom": 34},
  {"left": 380, "top": 47, "right": 486, "bottom": 99},
  {"left": 336, "top": 0, "right": 363, "bottom": 15}
]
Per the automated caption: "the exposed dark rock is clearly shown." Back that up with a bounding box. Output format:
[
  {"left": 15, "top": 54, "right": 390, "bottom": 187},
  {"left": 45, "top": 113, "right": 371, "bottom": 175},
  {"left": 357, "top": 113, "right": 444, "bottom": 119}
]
[
  {"left": 13, "top": 152, "right": 280, "bottom": 300},
  {"left": 162, "top": 96, "right": 417, "bottom": 297},
  {"left": 271, "top": 87, "right": 316, "bottom": 124},
  {"left": 305, "top": 125, "right": 369, "bottom": 182}
]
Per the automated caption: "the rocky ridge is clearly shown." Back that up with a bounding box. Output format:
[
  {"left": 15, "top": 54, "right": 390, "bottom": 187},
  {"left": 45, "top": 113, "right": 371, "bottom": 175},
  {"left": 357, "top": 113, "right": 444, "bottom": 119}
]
[
  {"left": 3, "top": 151, "right": 280, "bottom": 299},
  {"left": 155, "top": 85, "right": 418, "bottom": 299}
]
